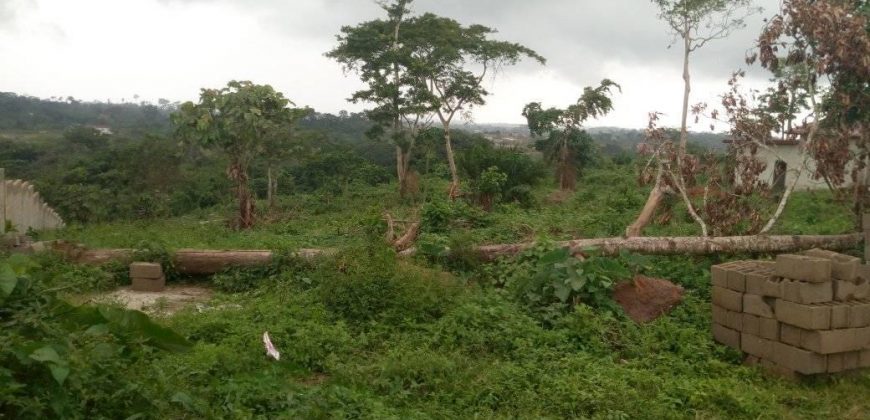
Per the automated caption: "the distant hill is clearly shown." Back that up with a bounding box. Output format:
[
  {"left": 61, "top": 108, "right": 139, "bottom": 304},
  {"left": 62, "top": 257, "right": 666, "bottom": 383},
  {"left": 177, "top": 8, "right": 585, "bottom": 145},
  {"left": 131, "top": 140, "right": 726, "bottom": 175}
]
[{"left": 461, "top": 122, "right": 728, "bottom": 155}]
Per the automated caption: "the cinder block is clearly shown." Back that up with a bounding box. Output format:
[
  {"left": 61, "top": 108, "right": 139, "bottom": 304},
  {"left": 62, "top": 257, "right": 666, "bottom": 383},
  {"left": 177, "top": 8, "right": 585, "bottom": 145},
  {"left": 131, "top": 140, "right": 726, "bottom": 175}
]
[
  {"left": 759, "top": 317, "right": 780, "bottom": 341},
  {"left": 713, "top": 286, "right": 743, "bottom": 312},
  {"left": 711, "top": 264, "right": 729, "bottom": 288},
  {"left": 741, "top": 333, "right": 774, "bottom": 359},
  {"left": 727, "top": 266, "right": 748, "bottom": 292},
  {"left": 833, "top": 280, "right": 859, "bottom": 302},
  {"left": 801, "top": 249, "right": 860, "bottom": 281},
  {"left": 773, "top": 341, "right": 828, "bottom": 375},
  {"left": 713, "top": 305, "right": 743, "bottom": 331},
  {"left": 745, "top": 271, "right": 769, "bottom": 296},
  {"left": 130, "top": 262, "right": 163, "bottom": 279},
  {"left": 781, "top": 324, "right": 803, "bottom": 347},
  {"left": 849, "top": 301, "right": 870, "bottom": 328},
  {"left": 712, "top": 324, "right": 741, "bottom": 350},
  {"left": 763, "top": 278, "right": 783, "bottom": 298},
  {"left": 743, "top": 294, "right": 776, "bottom": 318},
  {"left": 800, "top": 327, "right": 870, "bottom": 354},
  {"left": 827, "top": 351, "right": 860, "bottom": 373},
  {"left": 780, "top": 279, "right": 833, "bottom": 304},
  {"left": 854, "top": 280, "right": 870, "bottom": 300},
  {"left": 860, "top": 349, "right": 870, "bottom": 368},
  {"left": 775, "top": 299, "right": 831, "bottom": 330},
  {"left": 831, "top": 303, "right": 850, "bottom": 329},
  {"left": 776, "top": 254, "right": 832, "bottom": 283},
  {"left": 743, "top": 314, "right": 760, "bottom": 336},
  {"left": 131, "top": 276, "right": 166, "bottom": 292}
]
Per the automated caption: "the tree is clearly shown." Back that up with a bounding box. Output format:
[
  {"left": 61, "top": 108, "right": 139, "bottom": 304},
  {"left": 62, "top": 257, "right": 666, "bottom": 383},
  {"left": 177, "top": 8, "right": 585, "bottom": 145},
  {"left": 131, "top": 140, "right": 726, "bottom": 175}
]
[
  {"left": 402, "top": 13, "right": 545, "bottom": 198},
  {"left": 738, "top": 0, "right": 870, "bottom": 231},
  {"left": 171, "top": 81, "right": 301, "bottom": 229},
  {"left": 261, "top": 107, "right": 312, "bottom": 209},
  {"left": 327, "top": 0, "right": 433, "bottom": 198},
  {"left": 627, "top": 0, "right": 759, "bottom": 237},
  {"left": 523, "top": 80, "right": 620, "bottom": 191}
]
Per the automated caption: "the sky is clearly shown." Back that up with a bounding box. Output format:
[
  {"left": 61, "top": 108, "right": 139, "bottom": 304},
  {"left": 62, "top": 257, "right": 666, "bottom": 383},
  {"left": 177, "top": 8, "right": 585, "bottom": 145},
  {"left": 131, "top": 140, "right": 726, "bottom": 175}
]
[{"left": 0, "top": 0, "right": 781, "bottom": 129}]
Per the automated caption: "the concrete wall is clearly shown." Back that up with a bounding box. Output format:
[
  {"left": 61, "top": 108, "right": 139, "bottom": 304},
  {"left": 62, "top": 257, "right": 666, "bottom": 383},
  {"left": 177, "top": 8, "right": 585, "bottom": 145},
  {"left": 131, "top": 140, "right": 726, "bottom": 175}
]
[
  {"left": 0, "top": 169, "right": 64, "bottom": 233},
  {"left": 751, "top": 144, "right": 866, "bottom": 191}
]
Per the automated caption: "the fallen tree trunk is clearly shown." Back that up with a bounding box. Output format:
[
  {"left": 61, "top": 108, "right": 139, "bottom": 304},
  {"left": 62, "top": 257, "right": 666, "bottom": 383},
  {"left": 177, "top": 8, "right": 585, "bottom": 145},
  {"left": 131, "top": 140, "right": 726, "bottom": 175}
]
[
  {"left": 47, "top": 233, "right": 862, "bottom": 274},
  {"left": 467, "top": 233, "right": 863, "bottom": 261}
]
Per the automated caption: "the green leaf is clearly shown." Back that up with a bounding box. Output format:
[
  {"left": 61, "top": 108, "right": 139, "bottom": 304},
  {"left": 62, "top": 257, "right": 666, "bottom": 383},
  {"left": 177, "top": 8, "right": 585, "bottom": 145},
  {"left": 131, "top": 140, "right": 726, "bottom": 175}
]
[
  {"left": 99, "top": 306, "right": 192, "bottom": 352},
  {"left": 49, "top": 365, "right": 70, "bottom": 386},
  {"left": 0, "top": 264, "right": 18, "bottom": 297},
  {"left": 553, "top": 284, "right": 571, "bottom": 303},
  {"left": 29, "top": 346, "right": 61, "bottom": 363}
]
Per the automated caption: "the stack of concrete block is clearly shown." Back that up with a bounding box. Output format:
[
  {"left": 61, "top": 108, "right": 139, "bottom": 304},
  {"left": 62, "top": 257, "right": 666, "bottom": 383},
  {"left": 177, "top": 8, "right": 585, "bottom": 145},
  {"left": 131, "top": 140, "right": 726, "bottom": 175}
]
[
  {"left": 711, "top": 249, "right": 870, "bottom": 377},
  {"left": 130, "top": 262, "right": 166, "bottom": 292}
]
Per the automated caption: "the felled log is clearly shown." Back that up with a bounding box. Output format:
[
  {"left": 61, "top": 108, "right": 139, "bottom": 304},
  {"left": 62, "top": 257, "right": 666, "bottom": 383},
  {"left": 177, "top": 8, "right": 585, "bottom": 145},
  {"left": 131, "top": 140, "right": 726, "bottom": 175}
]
[{"left": 466, "top": 233, "right": 864, "bottom": 261}]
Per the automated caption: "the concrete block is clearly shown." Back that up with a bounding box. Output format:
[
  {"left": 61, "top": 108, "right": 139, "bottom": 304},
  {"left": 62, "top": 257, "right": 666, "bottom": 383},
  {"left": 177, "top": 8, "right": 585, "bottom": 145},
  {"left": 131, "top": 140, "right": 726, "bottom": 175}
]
[
  {"left": 833, "top": 280, "right": 859, "bottom": 302},
  {"left": 741, "top": 333, "right": 774, "bottom": 359},
  {"left": 781, "top": 324, "right": 803, "bottom": 347},
  {"left": 773, "top": 341, "right": 828, "bottom": 375},
  {"left": 713, "top": 305, "right": 743, "bottom": 331},
  {"left": 759, "top": 317, "right": 780, "bottom": 341},
  {"left": 773, "top": 342, "right": 828, "bottom": 375},
  {"left": 743, "top": 314, "right": 760, "bottom": 336},
  {"left": 131, "top": 276, "right": 166, "bottom": 292},
  {"left": 712, "top": 324, "right": 741, "bottom": 350},
  {"left": 727, "top": 267, "right": 747, "bottom": 292},
  {"left": 130, "top": 262, "right": 163, "bottom": 279},
  {"left": 763, "top": 278, "right": 783, "bottom": 298},
  {"left": 860, "top": 349, "right": 870, "bottom": 368},
  {"left": 780, "top": 279, "right": 833, "bottom": 304},
  {"left": 745, "top": 271, "right": 769, "bottom": 296},
  {"left": 800, "top": 327, "right": 870, "bottom": 354},
  {"left": 775, "top": 300, "right": 831, "bottom": 330},
  {"left": 854, "top": 280, "right": 870, "bottom": 300},
  {"left": 848, "top": 301, "right": 870, "bottom": 328},
  {"left": 801, "top": 249, "right": 860, "bottom": 281},
  {"left": 831, "top": 303, "right": 850, "bottom": 329},
  {"left": 743, "top": 294, "right": 775, "bottom": 318},
  {"left": 776, "top": 254, "right": 832, "bottom": 283},
  {"left": 827, "top": 352, "right": 860, "bottom": 373},
  {"left": 713, "top": 286, "right": 743, "bottom": 312},
  {"left": 711, "top": 264, "right": 729, "bottom": 288}
]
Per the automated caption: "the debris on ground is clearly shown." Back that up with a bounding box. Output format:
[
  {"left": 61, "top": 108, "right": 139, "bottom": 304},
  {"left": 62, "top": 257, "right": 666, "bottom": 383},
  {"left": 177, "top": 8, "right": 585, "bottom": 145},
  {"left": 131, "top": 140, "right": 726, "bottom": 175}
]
[
  {"left": 613, "top": 275, "right": 684, "bottom": 323},
  {"left": 92, "top": 285, "right": 213, "bottom": 316}
]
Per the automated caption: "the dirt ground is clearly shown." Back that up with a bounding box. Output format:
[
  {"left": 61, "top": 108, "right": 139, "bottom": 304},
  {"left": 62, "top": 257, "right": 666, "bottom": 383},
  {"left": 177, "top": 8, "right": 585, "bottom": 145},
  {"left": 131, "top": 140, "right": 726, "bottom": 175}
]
[{"left": 91, "top": 285, "right": 214, "bottom": 316}]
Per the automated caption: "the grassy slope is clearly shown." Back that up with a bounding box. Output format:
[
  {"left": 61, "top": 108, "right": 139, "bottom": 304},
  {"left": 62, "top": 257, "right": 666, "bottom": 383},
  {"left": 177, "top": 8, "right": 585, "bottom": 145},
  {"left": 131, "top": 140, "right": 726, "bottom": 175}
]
[{"left": 26, "top": 165, "right": 869, "bottom": 418}]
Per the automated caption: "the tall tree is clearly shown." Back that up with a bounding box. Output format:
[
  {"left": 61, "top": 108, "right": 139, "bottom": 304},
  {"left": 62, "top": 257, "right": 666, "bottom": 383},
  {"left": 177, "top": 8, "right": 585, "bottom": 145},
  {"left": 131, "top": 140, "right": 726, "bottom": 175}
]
[
  {"left": 261, "top": 107, "right": 312, "bottom": 209},
  {"left": 523, "top": 80, "right": 620, "bottom": 191},
  {"left": 627, "top": 0, "right": 759, "bottom": 237},
  {"left": 327, "top": 0, "right": 433, "bottom": 198},
  {"left": 172, "top": 81, "right": 301, "bottom": 229},
  {"left": 403, "top": 13, "right": 545, "bottom": 198}
]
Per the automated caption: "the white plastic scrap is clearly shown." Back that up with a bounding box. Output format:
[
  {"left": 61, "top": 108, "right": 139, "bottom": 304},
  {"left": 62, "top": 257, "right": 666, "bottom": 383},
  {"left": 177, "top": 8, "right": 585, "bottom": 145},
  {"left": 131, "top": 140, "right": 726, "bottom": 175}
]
[{"left": 262, "top": 332, "right": 280, "bottom": 361}]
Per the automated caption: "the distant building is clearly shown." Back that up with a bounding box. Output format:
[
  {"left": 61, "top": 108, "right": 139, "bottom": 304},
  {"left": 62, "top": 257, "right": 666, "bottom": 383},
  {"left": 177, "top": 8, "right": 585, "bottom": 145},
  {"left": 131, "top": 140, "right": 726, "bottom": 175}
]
[
  {"left": 90, "top": 126, "right": 114, "bottom": 135},
  {"left": 728, "top": 127, "right": 865, "bottom": 191}
]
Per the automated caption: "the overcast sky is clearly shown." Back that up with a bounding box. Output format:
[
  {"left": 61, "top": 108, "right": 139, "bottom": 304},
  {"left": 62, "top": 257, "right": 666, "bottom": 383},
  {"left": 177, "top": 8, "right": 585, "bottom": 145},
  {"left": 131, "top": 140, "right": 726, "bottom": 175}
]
[{"left": 0, "top": 0, "right": 780, "bottom": 129}]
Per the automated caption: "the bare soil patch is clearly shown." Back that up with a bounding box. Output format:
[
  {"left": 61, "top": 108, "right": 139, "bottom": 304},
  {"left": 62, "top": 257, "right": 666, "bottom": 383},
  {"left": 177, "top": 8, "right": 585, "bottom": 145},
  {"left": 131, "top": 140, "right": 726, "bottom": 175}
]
[
  {"left": 92, "top": 285, "right": 214, "bottom": 316},
  {"left": 613, "top": 275, "right": 684, "bottom": 323}
]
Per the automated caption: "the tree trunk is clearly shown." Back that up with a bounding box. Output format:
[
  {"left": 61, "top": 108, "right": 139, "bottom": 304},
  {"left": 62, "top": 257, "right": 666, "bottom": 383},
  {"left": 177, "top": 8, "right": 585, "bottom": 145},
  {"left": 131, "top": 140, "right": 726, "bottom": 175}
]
[
  {"left": 444, "top": 125, "right": 460, "bottom": 199},
  {"left": 227, "top": 160, "right": 255, "bottom": 229},
  {"left": 267, "top": 167, "right": 276, "bottom": 209},
  {"left": 463, "top": 233, "right": 863, "bottom": 261},
  {"left": 626, "top": 170, "right": 665, "bottom": 237},
  {"left": 53, "top": 232, "right": 863, "bottom": 272},
  {"left": 678, "top": 27, "right": 692, "bottom": 155},
  {"left": 396, "top": 145, "right": 408, "bottom": 196}
]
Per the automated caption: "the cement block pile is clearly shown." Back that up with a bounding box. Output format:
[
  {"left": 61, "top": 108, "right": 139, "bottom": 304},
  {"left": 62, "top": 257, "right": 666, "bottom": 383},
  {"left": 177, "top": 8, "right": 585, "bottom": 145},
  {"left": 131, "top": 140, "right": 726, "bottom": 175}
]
[
  {"left": 130, "top": 262, "right": 166, "bottom": 292},
  {"left": 711, "top": 249, "right": 870, "bottom": 376}
]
